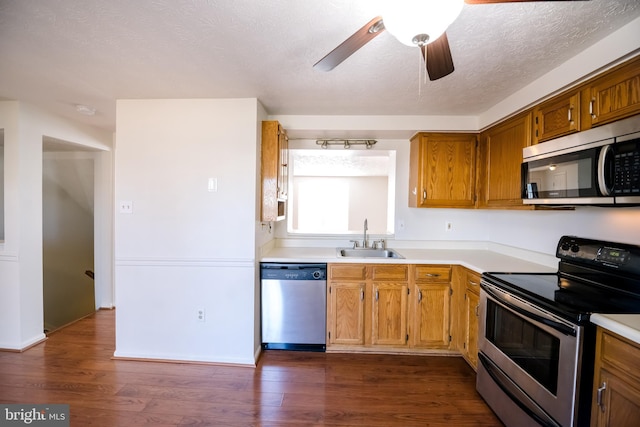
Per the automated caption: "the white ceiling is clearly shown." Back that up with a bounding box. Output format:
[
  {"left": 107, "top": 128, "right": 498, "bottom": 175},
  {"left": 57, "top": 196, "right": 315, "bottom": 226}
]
[{"left": 1, "top": 0, "right": 639, "bottom": 135}]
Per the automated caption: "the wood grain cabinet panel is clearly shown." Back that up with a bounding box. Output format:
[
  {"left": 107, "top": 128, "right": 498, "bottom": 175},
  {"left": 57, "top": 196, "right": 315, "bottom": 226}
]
[
  {"left": 591, "top": 328, "right": 640, "bottom": 427},
  {"left": 410, "top": 265, "right": 453, "bottom": 350},
  {"left": 582, "top": 57, "right": 640, "bottom": 129},
  {"left": 533, "top": 91, "right": 580, "bottom": 144},
  {"left": 328, "top": 281, "right": 365, "bottom": 345},
  {"left": 409, "top": 133, "right": 477, "bottom": 208},
  {"left": 371, "top": 282, "right": 408, "bottom": 346},
  {"left": 327, "top": 264, "right": 409, "bottom": 350},
  {"left": 261, "top": 120, "right": 288, "bottom": 221},
  {"left": 477, "top": 111, "right": 533, "bottom": 209}
]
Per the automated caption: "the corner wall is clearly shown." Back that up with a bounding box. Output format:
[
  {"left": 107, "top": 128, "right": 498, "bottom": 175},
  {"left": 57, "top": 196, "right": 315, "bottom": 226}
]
[{"left": 114, "top": 98, "right": 262, "bottom": 364}]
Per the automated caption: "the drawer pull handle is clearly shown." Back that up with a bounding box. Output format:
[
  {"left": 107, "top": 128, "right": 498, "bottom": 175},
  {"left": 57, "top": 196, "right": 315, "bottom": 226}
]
[
  {"left": 425, "top": 273, "right": 441, "bottom": 277},
  {"left": 468, "top": 280, "right": 479, "bottom": 286},
  {"left": 597, "top": 382, "right": 607, "bottom": 412}
]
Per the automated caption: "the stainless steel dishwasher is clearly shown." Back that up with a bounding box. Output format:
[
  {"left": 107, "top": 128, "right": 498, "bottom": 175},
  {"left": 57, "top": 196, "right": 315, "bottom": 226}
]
[{"left": 260, "top": 263, "right": 326, "bottom": 351}]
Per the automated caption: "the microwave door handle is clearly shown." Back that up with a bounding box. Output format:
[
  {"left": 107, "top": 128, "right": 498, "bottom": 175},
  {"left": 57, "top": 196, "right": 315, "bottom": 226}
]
[
  {"left": 478, "top": 353, "right": 563, "bottom": 427},
  {"left": 598, "top": 144, "right": 613, "bottom": 196},
  {"left": 482, "top": 284, "right": 577, "bottom": 336}
]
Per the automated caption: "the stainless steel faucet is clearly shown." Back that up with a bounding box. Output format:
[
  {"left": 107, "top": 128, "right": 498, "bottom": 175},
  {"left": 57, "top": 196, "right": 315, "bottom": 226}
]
[{"left": 363, "top": 218, "right": 368, "bottom": 248}]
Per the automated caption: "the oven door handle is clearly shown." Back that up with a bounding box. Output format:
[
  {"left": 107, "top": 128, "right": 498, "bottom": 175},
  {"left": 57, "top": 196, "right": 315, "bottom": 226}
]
[
  {"left": 478, "top": 352, "right": 562, "bottom": 427},
  {"left": 482, "top": 283, "right": 577, "bottom": 337}
]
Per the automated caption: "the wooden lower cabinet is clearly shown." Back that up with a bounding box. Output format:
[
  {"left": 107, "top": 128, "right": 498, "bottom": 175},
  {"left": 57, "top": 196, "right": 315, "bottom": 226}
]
[
  {"left": 371, "top": 282, "right": 408, "bottom": 346},
  {"left": 463, "top": 273, "right": 480, "bottom": 369},
  {"left": 591, "top": 328, "right": 640, "bottom": 427},
  {"left": 327, "top": 263, "right": 454, "bottom": 354},
  {"left": 411, "top": 265, "right": 452, "bottom": 349},
  {"left": 328, "top": 281, "right": 365, "bottom": 345}
]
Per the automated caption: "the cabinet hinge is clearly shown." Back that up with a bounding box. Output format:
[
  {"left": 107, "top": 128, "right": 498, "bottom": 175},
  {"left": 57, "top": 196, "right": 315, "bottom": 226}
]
[
  {"left": 329, "top": 286, "right": 331, "bottom": 294},
  {"left": 407, "top": 288, "right": 410, "bottom": 295},
  {"left": 328, "top": 331, "right": 331, "bottom": 339},
  {"left": 463, "top": 342, "right": 466, "bottom": 349},
  {"left": 449, "top": 335, "right": 452, "bottom": 342},
  {"left": 406, "top": 334, "right": 409, "bottom": 342},
  {"left": 449, "top": 288, "right": 453, "bottom": 296},
  {"left": 464, "top": 293, "right": 467, "bottom": 301}
]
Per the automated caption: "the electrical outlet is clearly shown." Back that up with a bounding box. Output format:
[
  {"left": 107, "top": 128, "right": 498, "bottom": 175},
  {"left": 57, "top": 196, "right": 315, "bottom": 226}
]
[
  {"left": 119, "top": 200, "right": 133, "bottom": 214},
  {"left": 197, "top": 308, "right": 206, "bottom": 322},
  {"left": 445, "top": 221, "right": 453, "bottom": 232}
]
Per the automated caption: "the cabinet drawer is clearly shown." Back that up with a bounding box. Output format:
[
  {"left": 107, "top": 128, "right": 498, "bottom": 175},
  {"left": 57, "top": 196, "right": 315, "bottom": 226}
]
[
  {"left": 600, "top": 330, "right": 640, "bottom": 384},
  {"left": 371, "top": 265, "right": 408, "bottom": 281},
  {"left": 414, "top": 265, "right": 451, "bottom": 283},
  {"left": 465, "top": 270, "right": 481, "bottom": 295},
  {"left": 329, "top": 264, "right": 367, "bottom": 280}
]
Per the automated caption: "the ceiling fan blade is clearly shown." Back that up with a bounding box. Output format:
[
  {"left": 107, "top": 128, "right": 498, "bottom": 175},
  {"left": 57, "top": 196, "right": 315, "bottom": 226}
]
[
  {"left": 314, "top": 16, "right": 385, "bottom": 71},
  {"left": 422, "top": 32, "right": 454, "bottom": 81},
  {"left": 465, "top": 0, "right": 588, "bottom": 3}
]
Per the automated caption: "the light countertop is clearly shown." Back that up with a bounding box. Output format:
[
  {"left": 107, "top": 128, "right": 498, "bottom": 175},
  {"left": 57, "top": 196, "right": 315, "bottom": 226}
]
[
  {"left": 260, "top": 246, "right": 556, "bottom": 274},
  {"left": 590, "top": 314, "right": 640, "bottom": 345}
]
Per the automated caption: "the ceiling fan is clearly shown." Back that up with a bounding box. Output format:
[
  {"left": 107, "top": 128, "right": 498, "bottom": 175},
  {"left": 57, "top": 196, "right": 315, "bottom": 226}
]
[{"left": 314, "top": 0, "right": 589, "bottom": 81}]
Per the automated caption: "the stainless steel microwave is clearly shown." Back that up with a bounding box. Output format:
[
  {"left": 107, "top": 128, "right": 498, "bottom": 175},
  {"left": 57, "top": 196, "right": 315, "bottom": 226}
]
[{"left": 522, "top": 114, "right": 640, "bottom": 206}]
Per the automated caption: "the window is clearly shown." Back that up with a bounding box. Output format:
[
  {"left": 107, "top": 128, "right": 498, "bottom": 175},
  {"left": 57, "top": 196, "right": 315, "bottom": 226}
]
[{"left": 287, "top": 148, "right": 396, "bottom": 235}]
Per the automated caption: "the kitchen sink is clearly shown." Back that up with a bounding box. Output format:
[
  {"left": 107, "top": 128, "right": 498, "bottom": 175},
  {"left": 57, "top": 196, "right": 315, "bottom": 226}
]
[{"left": 336, "top": 248, "right": 404, "bottom": 259}]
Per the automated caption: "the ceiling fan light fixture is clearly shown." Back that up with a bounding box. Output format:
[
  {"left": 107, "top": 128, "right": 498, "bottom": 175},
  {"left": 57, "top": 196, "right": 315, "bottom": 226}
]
[{"left": 381, "top": 0, "right": 464, "bottom": 47}]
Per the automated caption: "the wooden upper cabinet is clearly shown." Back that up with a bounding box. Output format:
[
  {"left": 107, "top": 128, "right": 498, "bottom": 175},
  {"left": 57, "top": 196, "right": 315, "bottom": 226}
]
[
  {"left": 477, "top": 111, "right": 533, "bottom": 209},
  {"left": 261, "top": 121, "right": 288, "bottom": 222},
  {"left": 582, "top": 56, "right": 640, "bottom": 129},
  {"left": 533, "top": 91, "right": 580, "bottom": 144},
  {"left": 409, "top": 133, "right": 477, "bottom": 208}
]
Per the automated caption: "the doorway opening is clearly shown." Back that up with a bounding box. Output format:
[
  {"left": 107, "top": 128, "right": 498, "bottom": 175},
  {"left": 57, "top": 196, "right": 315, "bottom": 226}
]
[{"left": 42, "top": 138, "right": 97, "bottom": 333}]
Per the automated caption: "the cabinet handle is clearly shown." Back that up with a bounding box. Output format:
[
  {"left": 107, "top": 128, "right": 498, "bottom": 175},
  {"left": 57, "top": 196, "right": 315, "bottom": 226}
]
[
  {"left": 423, "top": 189, "right": 427, "bottom": 200},
  {"left": 426, "top": 273, "right": 441, "bottom": 277},
  {"left": 597, "top": 382, "right": 607, "bottom": 412},
  {"left": 375, "top": 290, "right": 379, "bottom": 301},
  {"left": 590, "top": 97, "right": 596, "bottom": 119},
  {"left": 568, "top": 105, "right": 574, "bottom": 124},
  {"left": 360, "top": 289, "right": 364, "bottom": 301},
  {"left": 475, "top": 304, "right": 480, "bottom": 317},
  {"left": 418, "top": 290, "right": 423, "bottom": 302}
]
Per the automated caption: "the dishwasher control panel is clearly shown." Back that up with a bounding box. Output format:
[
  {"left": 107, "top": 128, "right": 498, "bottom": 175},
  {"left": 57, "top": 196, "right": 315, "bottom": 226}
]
[{"left": 260, "top": 263, "right": 327, "bottom": 281}]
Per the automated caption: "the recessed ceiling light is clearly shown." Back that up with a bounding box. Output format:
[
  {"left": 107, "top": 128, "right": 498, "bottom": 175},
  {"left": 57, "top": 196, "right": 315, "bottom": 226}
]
[{"left": 75, "top": 104, "right": 96, "bottom": 116}]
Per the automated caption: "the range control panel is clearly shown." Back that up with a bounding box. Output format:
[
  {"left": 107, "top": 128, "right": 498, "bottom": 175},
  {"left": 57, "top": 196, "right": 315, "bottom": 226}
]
[{"left": 557, "top": 236, "right": 640, "bottom": 274}]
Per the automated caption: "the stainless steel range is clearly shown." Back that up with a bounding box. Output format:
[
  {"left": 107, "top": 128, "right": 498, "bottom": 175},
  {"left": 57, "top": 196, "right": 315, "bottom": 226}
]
[{"left": 477, "top": 236, "right": 640, "bottom": 427}]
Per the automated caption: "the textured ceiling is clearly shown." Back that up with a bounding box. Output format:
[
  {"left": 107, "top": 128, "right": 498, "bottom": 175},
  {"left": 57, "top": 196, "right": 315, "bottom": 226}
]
[{"left": 0, "top": 0, "right": 639, "bottom": 134}]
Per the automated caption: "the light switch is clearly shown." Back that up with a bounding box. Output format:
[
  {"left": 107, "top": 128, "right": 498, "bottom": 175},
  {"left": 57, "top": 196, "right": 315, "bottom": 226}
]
[{"left": 208, "top": 178, "right": 218, "bottom": 192}]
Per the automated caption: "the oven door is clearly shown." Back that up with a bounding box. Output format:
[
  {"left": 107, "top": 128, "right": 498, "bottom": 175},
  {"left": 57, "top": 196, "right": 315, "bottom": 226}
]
[{"left": 477, "top": 282, "right": 583, "bottom": 427}]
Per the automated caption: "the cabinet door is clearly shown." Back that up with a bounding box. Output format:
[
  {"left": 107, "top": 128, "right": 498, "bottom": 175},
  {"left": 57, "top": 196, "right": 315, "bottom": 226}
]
[
  {"left": 477, "top": 111, "right": 533, "bottom": 209},
  {"left": 533, "top": 92, "right": 580, "bottom": 143},
  {"left": 464, "top": 289, "right": 480, "bottom": 369},
  {"left": 371, "top": 282, "right": 408, "bottom": 346},
  {"left": 328, "top": 282, "right": 365, "bottom": 345},
  {"left": 584, "top": 57, "right": 640, "bottom": 128},
  {"left": 409, "top": 133, "right": 477, "bottom": 208},
  {"left": 278, "top": 126, "right": 288, "bottom": 199},
  {"left": 592, "top": 369, "right": 640, "bottom": 427},
  {"left": 412, "top": 283, "right": 451, "bottom": 349},
  {"left": 261, "top": 120, "right": 287, "bottom": 221}
]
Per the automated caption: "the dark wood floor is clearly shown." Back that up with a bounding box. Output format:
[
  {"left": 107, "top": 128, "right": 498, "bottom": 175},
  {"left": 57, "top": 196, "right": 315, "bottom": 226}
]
[{"left": 0, "top": 310, "right": 502, "bottom": 426}]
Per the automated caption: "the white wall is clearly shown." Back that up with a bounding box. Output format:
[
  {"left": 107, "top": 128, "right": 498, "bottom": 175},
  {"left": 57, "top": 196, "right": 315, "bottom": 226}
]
[
  {"left": 0, "top": 101, "right": 112, "bottom": 350},
  {"left": 114, "top": 98, "right": 264, "bottom": 364}
]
